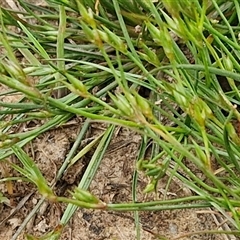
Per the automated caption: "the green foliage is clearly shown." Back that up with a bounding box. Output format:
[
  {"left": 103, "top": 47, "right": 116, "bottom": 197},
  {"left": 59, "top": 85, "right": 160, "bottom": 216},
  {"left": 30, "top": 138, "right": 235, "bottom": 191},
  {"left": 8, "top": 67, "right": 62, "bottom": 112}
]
[{"left": 1, "top": 0, "right": 240, "bottom": 239}]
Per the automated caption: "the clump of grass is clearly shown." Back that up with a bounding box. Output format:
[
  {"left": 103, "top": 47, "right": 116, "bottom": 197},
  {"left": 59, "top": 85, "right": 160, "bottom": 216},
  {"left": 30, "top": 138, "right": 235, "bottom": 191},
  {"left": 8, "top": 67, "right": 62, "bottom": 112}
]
[{"left": 1, "top": 0, "right": 240, "bottom": 239}]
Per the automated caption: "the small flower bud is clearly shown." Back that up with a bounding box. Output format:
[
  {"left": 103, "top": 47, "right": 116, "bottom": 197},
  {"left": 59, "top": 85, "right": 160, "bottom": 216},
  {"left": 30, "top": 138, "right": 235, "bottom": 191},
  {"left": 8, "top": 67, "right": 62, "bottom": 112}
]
[
  {"left": 99, "top": 26, "right": 127, "bottom": 53},
  {"left": 72, "top": 188, "right": 99, "bottom": 204},
  {"left": 65, "top": 72, "right": 88, "bottom": 97},
  {"left": 109, "top": 92, "right": 134, "bottom": 117},
  {"left": 135, "top": 93, "right": 153, "bottom": 120},
  {"left": 223, "top": 55, "right": 233, "bottom": 72}
]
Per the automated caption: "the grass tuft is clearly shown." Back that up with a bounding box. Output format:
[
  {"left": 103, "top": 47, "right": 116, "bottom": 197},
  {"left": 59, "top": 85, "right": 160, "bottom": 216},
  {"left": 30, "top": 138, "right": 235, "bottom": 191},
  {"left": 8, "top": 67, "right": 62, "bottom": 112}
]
[{"left": 1, "top": 0, "right": 240, "bottom": 239}]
